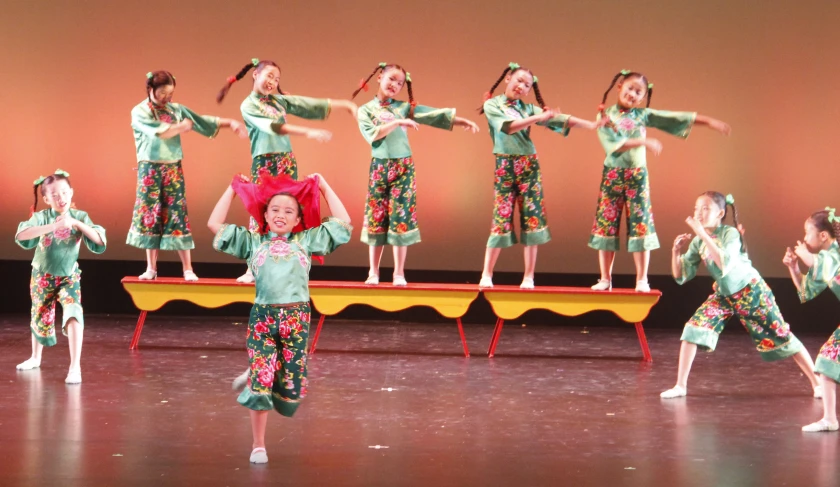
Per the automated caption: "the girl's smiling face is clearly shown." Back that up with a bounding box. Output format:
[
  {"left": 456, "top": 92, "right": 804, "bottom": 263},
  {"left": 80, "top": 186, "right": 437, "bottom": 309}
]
[
  {"left": 42, "top": 179, "right": 74, "bottom": 215},
  {"left": 504, "top": 69, "right": 533, "bottom": 100},
  {"left": 264, "top": 194, "right": 301, "bottom": 235},
  {"left": 253, "top": 65, "right": 281, "bottom": 95},
  {"left": 377, "top": 67, "right": 405, "bottom": 99},
  {"left": 616, "top": 76, "right": 647, "bottom": 109}
]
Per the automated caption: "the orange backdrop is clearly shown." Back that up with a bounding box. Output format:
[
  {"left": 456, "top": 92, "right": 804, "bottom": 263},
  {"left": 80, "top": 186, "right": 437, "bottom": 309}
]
[{"left": 1, "top": 0, "right": 837, "bottom": 278}]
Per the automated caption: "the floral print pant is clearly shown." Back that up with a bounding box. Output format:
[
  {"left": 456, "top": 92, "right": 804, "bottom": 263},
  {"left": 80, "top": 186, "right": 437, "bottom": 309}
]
[
  {"left": 487, "top": 154, "right": 551, "bottom": 248},
  {"left": 361, "top": 157, "right": 420, "bottom": 247},
  {"left": 29, "top": 268, "right": 83, "bottom": 347},
  {"left": 127, "top": 161, "right": 193, "bottom": 250},
  {"left": 815, "top": 327, "right": 840, "bottom": 382},
  {"left": 680, "top": 279, "right": 803, "bottom": 362},
  {"left": 238, "top": 303, "right": 310, "bottom": 417},
  {"left": 587, "top": 166, "right": 659, "bottom": 252},
  {"left": 248, "top": 152, "right": 298, "bottom": 232}
]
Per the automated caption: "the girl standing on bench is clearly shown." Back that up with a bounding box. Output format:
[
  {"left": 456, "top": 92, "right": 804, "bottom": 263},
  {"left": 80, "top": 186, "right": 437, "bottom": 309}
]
[
  {"left": 216, "top": 58, "right": 358, "bottom": 283},
  {"left": 587, "top": 70, "right": 730, "bottom": 292},
  {"left": 208, "top": 173, "right": 352, "bottom": 464},
  {"left": 15, "top": 170, "right": 107, "bottom": 384},
  {"left": 352, "top": 62, "right": 480, "bottom": 286},
  {"left": 129, "top": 70, "right": 247, "bottom": 282},
  {"left": 478, "top": 62, "right": 599, "bottom": 289},
  {"left": 661, "top": 191, "right": 820, "bottom": 399},
  {"left": 783, "top": 208, "right": 840, "bottom": 432}
]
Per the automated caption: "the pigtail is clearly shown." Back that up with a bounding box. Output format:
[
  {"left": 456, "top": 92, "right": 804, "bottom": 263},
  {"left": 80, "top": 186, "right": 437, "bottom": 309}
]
[
  {"left": 727, "top": 202, "right": 747, "bottom": 253},
  {"left": 30, "top": 184, "right": 40, "bottom": 216},
  {"left": 832, "top": 219, "right": 840, "bottom": 239},
  {"left": 478, "top": 67, "right": 512, "bottom": 114},
  {"left": 352, "top": 64, "right": 385, "bottom": 99},
  {"left": 598, "top": 72, "right": 624, "bottom": 114},
  {"left": 646, "top": 86, "right": 653, "bottom": 108},
  {"left": 406, "top": 76, "right": 415, "bottom": 119},
  {"left": 217, "top": 59, "right": 261, "bottom": 104},
  {"left": 532, "top": 80, "right": 547, "bottom": 110}
]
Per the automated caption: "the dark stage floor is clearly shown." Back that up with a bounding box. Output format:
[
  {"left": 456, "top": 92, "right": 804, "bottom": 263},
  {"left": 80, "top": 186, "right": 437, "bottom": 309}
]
[{"left": 0, "top": 314, "right": 837, "bottom": 486}]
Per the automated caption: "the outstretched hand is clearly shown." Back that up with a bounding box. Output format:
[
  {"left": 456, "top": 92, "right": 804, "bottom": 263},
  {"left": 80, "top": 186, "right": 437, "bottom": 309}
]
[{"left": 673, "top": 233, "right": 693, "bottom": 253}]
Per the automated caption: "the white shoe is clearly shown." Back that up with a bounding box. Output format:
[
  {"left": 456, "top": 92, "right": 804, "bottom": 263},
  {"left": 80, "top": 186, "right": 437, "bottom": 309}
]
[
  {"left": 519, "top": 277, "right": 535, "bottom": 290},
  {"left": 591, "top": 279, "right": 612, "bottom": 291},
  {"left": 65, "top": 368, "right": 82, "bottom": 384},
  {"left": 660, "top": 385, "right": 687, "bottom": 399},
  {"left": 250, "top": 447, "right": 268, "bottom": 464},
  {"left": 802, "top": 419, "right": 840, "bottom": 432},
  {"left": 635, "top": 280, "right": 651, "bottom": 292},
  {"left": 16, "top": 358, "right": 41, "bottom": 370},
  {"left": 232, "top": 370, "right": 249, "bottom": 391},
  {"left": 138, "top": 269, "right": 157, "bottom": 280},
  {"left": 183, "top": 270, "right": 199, "bottom": 282},
  {"left": 392, "top": 275, "right": 408, "bottom": 287},
  {"left": 478, "top": 276, "right": 494, "bottom": 288},
  {"left": 236, "top": 269, "right": 255, "bottom": 283},
  {"left": 814, "top": 385, "right": 824, "bottom": 399},
  {"left": 364, "top": 274, "right": 380, "bottom": 285}
]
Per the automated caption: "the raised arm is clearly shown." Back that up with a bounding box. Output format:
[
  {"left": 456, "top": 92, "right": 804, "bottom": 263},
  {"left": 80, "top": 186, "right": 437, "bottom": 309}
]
[
  {"left": 505, "top": 108, "right": 555, "bottom": 134},
  {"left": 672, "top": 233, "right": 693, "bottom": 279},
  {"left": 208, "top": 184, "right": 238, "bottom": 235},
  {"left": 694, "top": 114, "right": 731, "bottom": 135},
  {"left": 312, "top": 174, "right": 350, "bottom": 223},
  {"left": 783, "top": 247, "right": 805, "bottom": 292}
]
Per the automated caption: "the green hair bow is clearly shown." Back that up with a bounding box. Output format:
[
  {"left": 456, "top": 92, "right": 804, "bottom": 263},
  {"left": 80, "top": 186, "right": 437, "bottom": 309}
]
[
  {"left": 33, "top": 169, "right": 70, "bottom": 186},
  {"left": 533, "top": 75, "right": 539, "bottom": 83},
  {"left": 508, "top": 62, "right": 520, "bottom": 71},
  {"left": 379, "top": 62, "right": 387, "bottom": 68},
  {"left": 826, "top": 207, "right": 839, "bottom": 224},
  {"left": 725, "top": 194, "right": 735, "bottom": 205},
  {"left": 405, "top": 72, "right": 412, "bottom": 83},
  {"left": 251, "top": 58, "right": 260, "bottom": 66},
  {"left": 620, "top": 69, "right": 631, "bottom": 76},
  {"left": 146, "top": 72, "right": 153, "bottom": 79},
  {"left": 647, "top": 82, "right": 654, "bottom": 89}
]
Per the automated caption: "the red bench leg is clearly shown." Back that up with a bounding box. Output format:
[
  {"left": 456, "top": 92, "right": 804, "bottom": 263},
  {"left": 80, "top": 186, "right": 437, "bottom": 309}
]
[
  {"left": 456, "top": 318, "right": 470, "bottom": 358},
  {"left": 309, "top": 315, "right": 326, "bottom": 355},
  {"left": 635, "top": 322, "right": 652, "bottom": 362},
  {"left": 129, "top": 311, "right": 148, "bottom": 350},
  {"left": 488, "top": 318, "right": 504, "bottom": 358}
]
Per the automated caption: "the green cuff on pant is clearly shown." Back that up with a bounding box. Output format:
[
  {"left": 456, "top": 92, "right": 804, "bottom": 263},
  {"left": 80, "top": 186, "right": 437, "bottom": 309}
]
[
  {"left": 815, "top": 356, "right": 840, "bottom": 383},
  {"left": 627, "top": 234, "right": 661, "bottom": 252},
  {"left": 680, "top": 325, "right": 719, "bottom": 351},
  {"left": 487, "top": 232, "right": 517, "bottom": 249},
  {"left": 758, "top": 335, "right": 803, "bottom": 362},
  {"left": 588, "top": 234, "right": 619, "bottom": 251},
  {"left": 272, "top": 394, "right": 302, "bottom": 417},
  {"left": 237, "top": 387, "right": 273, "bottom": 411},
  {"left": 387, "top": 229, "right": 421, "bottom": 247},
  {"left": 31, "top": 328, "right": 56, "bottom": 347},
  {"left": 521, "top": 227, "right": 551, "bottom": 246},
  {"left": 126, "top": 233, "right": 195, "bottom": 251},
  {"left": 60, "top": 303, "right": 84, "bottom": 336},
  {"left": 360, "top": 228, "right": 388, "bottom": 246}
]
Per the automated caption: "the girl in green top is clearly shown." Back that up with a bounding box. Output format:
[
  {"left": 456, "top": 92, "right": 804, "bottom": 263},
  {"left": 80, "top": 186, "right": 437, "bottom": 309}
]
[
  {"left": 661, "top": 192, "right": 819, "bottom": 399},
  {"left": 478, "top": 63, "right": 599, "bottom": 289},
  {"left": 352, "top": 62, "right": 480, "bottom": 286},
  {"left": 15, "top": 170, "right": 107, "bottom": 384},
  {"left": 217, "top": 58, "right": 358, "bottom": 283},
  {"left": 129, "top": 70, "right": 247, "bottom": 282},
  {"left": 588, "top": 70, "right": 731, "bottom": 292},
  {"left": 784, "top": 209, "right": 840, "bottom": 432}
]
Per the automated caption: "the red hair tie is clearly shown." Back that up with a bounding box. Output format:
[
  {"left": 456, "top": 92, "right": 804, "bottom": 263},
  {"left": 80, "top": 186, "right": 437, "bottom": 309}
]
[
  {"left": 597, "top": 103, "right": 605, "bottom": 112},
  {"left": 410, "top": 101, "right": 417, "bottom": 108},
  {"left": 227, "top": 76, "right": 237, "bottom": 85},
  {"left": 483, "top": 91, "right": 493, "bottom": 102},
  {"left": 358, "top": 79, "right": 369, "bottom": 92}
]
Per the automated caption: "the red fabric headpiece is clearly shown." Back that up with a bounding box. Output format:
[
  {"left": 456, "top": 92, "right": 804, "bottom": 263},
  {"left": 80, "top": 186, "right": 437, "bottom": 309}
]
[{"left": 231, "top": 173, "right": 325, "bottom": 264}]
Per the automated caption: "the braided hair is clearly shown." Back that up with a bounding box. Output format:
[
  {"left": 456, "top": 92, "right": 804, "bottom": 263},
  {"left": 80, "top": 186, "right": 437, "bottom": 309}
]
[
  {"left": 702, "top": 191, "right": 747, "bottom": 253},
  {"left": 217, "top": 59, "right": 283, "bottom": 103},
  {"left": 32, "top": 173, "right": 72, "bottom": 215},
  {"left": 477, "top": 64, "right": 546, "bottom": 114},
  {"left": 808, "top": 210, "right": 840, "bottom": 239},
  {"left": 599, "top": 70, "right": 653, "bottom": 114},
  {"left": 352, "top": 63, "right": 415, "bottom": 118}
]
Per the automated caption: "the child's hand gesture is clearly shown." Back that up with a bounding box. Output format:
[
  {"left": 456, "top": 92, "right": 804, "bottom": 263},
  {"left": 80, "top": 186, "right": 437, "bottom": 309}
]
[
  {"left": 55, "top": 214, "right": 76, "bottom": 230},
  {"left": 708, "top": 118, "right": 731, "bottom": 136},
  {"left": 459, "top": 119, "right": 480, "bottom": 133},
  {"left": 230, "top": 120, "right": 247, "bottom": 138},
  {"left": 400, "top": 119, "right": 420, "bottom": 131},
  {"left": 685, "top": 216, "right": 705, "bottom": 235},
  {"left": 673, "top": 233, "right": 692, "bottom": 253},
  {"left": 783, "top": 247, "right": 799, "bottom": 269},
  {"left": 306, "top": 128, "right": 333, "bottom": 143},
  {"left": 645, "top": 138, "right": 663, "bottom": 156},
  {"left": 537, "top": 108, "right": 558, "bottom": 122},
  {"left": 307, "top": 173, "right": 326, "bottom": 192},
  {"left": 793, "top": 240, "right": 811, "bottom": 261},
  {"left": 181, "top": 119, "right": 194, "bottom": 132}
]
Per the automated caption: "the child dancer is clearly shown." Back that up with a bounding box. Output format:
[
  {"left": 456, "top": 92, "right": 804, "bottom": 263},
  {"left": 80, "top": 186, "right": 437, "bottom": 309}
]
[
  {"left": 352, "top": 62, "right": 479, "bottom": 286},
  {"left": 478, "top": 62, "right": 599, "bottom": 289},
  {"left": 784, "top": 208, "right": 840, "bottom": 431},
  {"left": 208, "top": 172, "right": 352, "bottom": 464},
  {"left": 217, "top": 58, "right": 358, "bottom": 283},
  {"left": 15, "top": 170, "right": 106, "bottom": 384},
  {"left": 661, "top": 192, "right": 820, "bottom": 399},
  {"left": 129, "top": 70, "right": 246, "bottom": 281},
  {"left": 588, "top": 70, "right": 731, "bottom": 292}
]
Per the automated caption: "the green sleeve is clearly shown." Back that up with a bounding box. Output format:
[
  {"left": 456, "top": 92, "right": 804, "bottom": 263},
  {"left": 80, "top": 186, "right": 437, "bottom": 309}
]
[
  {"left": 597, "top": 113, "right": 627, "bottom": 155},
  {"left": 675, "top": 238, "right": 702, "bottom": 284},
  {"left": 79, "top": 212, "right": 107, "bottom": 254},
  {"left": 212, "top": 224, "right": 255, "bottom": 260},
  {"left": 294, "top": 218, "right": 352, "bottom": 256},
  {"left": 131, "top": 105, "right": 169, "bottom": 138},
  {"left": 412, "top": 104, "right": 455, "bottom": 130},
  {"left": 799, "top": 250, "right": 840, "bottom": 302},
  {"left": 535, "top": 106, "right": 571, "bottom": 135},
  {"left": 483, "top": 99, "right": 514, "bottom": 134},
  {"left": 645, "top": 108, "right": 696, "bottom": 138},
  {"left": 357, "top": 104, "right": 379, "bottom": 145},
  {"left": 280, "top": 95, "right": 331, "bottom": 120},
  {"left": 178, "top": 104, "right": 221, "bottom": 138},
  {"left": 242, "top": 98, "right": 284, "bottom": 135},
  {"left": 15, "top": 213, "right": 44, "bottom": 250}
]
